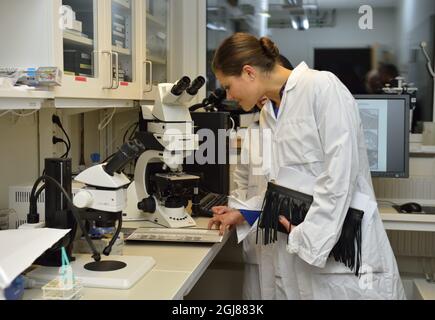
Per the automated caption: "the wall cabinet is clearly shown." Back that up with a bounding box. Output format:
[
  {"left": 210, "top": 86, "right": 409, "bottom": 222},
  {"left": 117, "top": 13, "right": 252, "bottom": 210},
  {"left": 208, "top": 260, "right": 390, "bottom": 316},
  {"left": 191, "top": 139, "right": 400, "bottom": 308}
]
[
  {"left": 0, "top": 0, "right": 165, "bottom": 101},
  {"left": 0, "top": 0, "right": 205, "bottom": 103},
  {"left": 55, "top": 0, "right": 143, "bottom": 100}
]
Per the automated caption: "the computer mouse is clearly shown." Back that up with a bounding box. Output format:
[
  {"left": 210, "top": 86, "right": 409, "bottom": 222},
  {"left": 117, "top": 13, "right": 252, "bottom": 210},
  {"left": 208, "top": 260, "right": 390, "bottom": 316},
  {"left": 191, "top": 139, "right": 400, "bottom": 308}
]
[{"left": 399, "top": 202, "right": 423, "bottom": 213}]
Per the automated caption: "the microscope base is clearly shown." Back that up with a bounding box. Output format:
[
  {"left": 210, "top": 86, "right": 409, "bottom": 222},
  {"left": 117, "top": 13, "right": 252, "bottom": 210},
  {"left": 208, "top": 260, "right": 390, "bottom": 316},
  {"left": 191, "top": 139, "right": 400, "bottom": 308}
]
[
  {"left": 27, "top": 254, "right": 156, "bottom": 289},
  {"left": 145, "top": 206, "right": 197, "bottom": 228}
]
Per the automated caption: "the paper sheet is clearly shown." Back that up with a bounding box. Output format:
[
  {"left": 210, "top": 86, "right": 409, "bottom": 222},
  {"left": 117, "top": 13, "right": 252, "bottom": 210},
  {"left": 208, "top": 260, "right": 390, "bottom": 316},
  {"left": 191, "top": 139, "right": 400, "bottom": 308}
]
[{"left": 0, "top": 228, "right": 70, "bottom": 289}]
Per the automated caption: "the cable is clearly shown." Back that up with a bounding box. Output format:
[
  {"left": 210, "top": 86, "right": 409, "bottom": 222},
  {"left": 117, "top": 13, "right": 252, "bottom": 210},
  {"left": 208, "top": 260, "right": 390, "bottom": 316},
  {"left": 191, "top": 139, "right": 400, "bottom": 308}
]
[
  {"left": 10, "top": 109, "right": 39, "bottom": 117},
  {"left": 377, "top": 200, "right": 399, "bottom": 206},
  {"left": 53, "top": 136, "right": 70, "bottom": 158},
  {"left": 0, "top": 110, "right": 10, "bottom": 117},
  {"left": 102, "top": 121, "right": 139, "bottom": 166},
  {"left": 98, "top": 108, "right": 117, "bottom": 131},
  {"left": 59, "top": 125, "right": 71, "bottom": 152},
  {"left": 123, "top": 122, "right": 139, "bottom": 143},
  {"left": 29, "top": 175, "right": 101, "bottom": 262},
  {"left": 52, "top": 115, "right": 71, "bottom": 154},
  {"left": 128, "top": 122, "right": 139, "bottom": 140}
]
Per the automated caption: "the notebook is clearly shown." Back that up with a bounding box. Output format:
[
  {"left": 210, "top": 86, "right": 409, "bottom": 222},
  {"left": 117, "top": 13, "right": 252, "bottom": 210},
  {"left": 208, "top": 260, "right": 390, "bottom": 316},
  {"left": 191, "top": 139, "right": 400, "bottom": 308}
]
[{"left": 124, "top": 227, "right": 223, "bottom": 244}]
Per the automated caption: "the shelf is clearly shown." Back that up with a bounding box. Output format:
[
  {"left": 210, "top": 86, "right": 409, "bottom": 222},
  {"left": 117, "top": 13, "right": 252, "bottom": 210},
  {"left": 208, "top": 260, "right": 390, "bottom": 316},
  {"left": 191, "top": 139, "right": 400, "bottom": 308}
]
[
  {"left": 147, "top": 55, "right": 166, "bottom": 65},
  {"left": 112, "top": 45, "right": 131, "bottom": 56},
  {"left": 63, "top": 31, "right": 93, "bottom": 47},
  {"left": 0, "top": 88, "right": 51, "bottom": 109},
  {"left": 146, "top": 13, "right": 166, "bottom": 28},
  {"left": 0, "top": 88, "right": 53, "bottom": 99}
]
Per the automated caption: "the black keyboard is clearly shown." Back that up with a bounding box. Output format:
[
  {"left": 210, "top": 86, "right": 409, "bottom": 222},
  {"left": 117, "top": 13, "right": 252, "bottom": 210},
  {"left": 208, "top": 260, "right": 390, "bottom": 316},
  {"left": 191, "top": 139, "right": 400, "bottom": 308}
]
[{"left": 196, "top": 193, "right": 228, "bottom": 217}]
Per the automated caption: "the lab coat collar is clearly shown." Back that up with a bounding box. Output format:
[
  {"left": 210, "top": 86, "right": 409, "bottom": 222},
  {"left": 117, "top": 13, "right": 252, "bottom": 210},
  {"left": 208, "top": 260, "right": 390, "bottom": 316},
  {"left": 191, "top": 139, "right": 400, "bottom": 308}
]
[
  {"left": 284, "top": 61, "right": 309, "bottom": 93},
  {"left": 263, "top": 62, "right": 309, "bottom": 120}
]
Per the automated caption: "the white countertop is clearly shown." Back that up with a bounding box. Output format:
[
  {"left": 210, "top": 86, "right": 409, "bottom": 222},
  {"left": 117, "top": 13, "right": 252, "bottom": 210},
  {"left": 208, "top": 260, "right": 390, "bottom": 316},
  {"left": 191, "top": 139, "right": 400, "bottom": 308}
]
[
  {"left": 379, "top": 206, "right": 435, "bottom": 232},
  {"left": 22, "top": 217, "right": 231, "bottom": 300}
]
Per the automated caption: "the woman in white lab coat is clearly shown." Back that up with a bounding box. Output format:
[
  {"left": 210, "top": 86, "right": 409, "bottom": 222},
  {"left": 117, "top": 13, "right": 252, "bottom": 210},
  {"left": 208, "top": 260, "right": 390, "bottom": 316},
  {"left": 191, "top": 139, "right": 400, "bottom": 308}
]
[
  {"left": 227, "top": 55, "right": 296, "bottom": 300},
  {"left": 229, "top": 120, "right": 265, "bottom": 299},
  {"left": 208, "top": 33, "right": 406, "bottom": 299}
]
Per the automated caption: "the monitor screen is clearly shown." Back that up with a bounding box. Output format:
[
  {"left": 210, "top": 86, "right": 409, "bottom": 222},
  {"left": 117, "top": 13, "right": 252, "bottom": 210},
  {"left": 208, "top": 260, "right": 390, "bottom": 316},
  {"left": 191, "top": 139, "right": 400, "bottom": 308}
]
[{"left": 354, "top": 94, "right": 410, "bottom": 178}]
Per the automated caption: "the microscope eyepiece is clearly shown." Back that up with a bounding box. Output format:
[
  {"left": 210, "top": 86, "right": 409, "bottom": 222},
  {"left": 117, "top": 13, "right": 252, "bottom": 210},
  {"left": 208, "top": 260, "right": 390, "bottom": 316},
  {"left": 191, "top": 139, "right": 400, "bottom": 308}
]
[
  {"left": 104, "top": 139, "right": 146, "bottom": 175},
  {"left": 171, "top": 76, "right": 191, "bottom": 96},
  {"left": 186, "top": 76, "right": 205, "bottom": 95},
  {"left": 211, "top": 87, "right": 226, "bottom": 101}
]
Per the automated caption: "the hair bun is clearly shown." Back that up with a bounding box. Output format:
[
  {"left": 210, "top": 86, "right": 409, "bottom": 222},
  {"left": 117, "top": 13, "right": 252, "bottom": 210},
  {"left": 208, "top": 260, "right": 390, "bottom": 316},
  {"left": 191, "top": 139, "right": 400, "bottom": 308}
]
[{"left": 259, "top": 37, "right": 279, "bottom": 60}]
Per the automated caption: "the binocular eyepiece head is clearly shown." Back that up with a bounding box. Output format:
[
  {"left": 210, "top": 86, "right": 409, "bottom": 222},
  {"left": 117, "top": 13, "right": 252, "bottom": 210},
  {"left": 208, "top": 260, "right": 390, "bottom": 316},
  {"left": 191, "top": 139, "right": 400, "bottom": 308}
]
[
  {"left": 170, "top": 76, "right": 206, "bottom": 97},
  {"left": 186, "top": 76, "right": 206, "bottom": 95},
  {"left": 171, "top": 76, "right": 191, "bottom": 96}
]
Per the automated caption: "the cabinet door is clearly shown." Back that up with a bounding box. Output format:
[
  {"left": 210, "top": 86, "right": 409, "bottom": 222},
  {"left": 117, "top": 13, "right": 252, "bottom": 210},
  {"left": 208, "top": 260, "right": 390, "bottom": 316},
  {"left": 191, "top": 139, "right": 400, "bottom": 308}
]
[
  {"left": 142, "top": 0, "right": 169, "bottom": 99},
  {"left": 105, "top": 0, "right": 142, "bottom": 99},
  {"left": 55, "top": 0, "right": 110, "bottom": 98}
]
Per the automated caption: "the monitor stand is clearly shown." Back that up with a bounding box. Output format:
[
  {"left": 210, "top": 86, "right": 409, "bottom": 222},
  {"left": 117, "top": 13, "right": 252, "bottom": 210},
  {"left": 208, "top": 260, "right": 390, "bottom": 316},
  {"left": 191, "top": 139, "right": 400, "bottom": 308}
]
[{"left": 26, "top": 254, "right": 155, "bottom": 289}]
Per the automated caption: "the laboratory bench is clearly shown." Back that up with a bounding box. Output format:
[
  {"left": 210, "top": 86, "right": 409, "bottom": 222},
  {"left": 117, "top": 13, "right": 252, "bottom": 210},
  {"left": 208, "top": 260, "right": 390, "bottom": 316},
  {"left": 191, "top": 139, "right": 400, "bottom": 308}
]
[
  {"left": 22, "top": 217, "right": 232, "bottom": 300},
  {"left": 20, "top": 206, "right": 435, "bottom": 300},
  {"left": 379, "top": 205, "right": 435, "bottom": 232}
]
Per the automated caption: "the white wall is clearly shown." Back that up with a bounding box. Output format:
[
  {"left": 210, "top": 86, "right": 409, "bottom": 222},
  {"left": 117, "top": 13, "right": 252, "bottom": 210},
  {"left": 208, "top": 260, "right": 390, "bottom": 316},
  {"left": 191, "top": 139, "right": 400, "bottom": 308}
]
[
  {"left": 397, "top": 0, "right": 435, "bottom": 70},
  {"left": 169, "top": 0, "right": 207, "bottom": 103},
  {"left": 269, "top": 8, "right": 398, "bottom": 68},
  {"left": 396, "top": 0, "right": 435, "bottom": 121},
  {"left": 0, "top": 113, "right": 40, "bottom": 208}
]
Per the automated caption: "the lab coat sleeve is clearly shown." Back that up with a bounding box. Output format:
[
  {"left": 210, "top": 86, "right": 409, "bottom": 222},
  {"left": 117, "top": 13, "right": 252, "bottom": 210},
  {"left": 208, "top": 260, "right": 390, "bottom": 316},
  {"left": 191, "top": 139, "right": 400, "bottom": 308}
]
[
  {"left": 230, "top": 131, "right": 250, "bottom": 200},
  {"left": 230, "top": 130, "right": 263, "bottom": 243},
  {"left": 230, "top": 195, "right": 264, "bottom": 243},
  {"left": 231, "top": 162, "right": 249, "bottom": 200},
  {"left": 287, "top": 72, "right": 360, "bottom": 268}
]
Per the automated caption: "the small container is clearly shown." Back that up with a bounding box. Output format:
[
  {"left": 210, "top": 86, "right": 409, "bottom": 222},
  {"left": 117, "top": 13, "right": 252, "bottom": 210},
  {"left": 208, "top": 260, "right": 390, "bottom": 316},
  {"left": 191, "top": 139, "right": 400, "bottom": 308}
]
[
  {"left": 42, "top": 277, "right": 83, "bottom": 300},
  {"left": 90, "top": 153, "right": 101, "bottom": 166},
  {"left": 3, "top": 276, "right": 25, "bottom": 300}
]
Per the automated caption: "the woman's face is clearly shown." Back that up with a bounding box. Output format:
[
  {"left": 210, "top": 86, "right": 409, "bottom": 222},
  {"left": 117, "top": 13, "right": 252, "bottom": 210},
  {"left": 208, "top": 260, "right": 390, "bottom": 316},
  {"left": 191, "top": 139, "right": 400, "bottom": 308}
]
[{"left": 215, "top": 66, "right": 263, "bottom": 112}]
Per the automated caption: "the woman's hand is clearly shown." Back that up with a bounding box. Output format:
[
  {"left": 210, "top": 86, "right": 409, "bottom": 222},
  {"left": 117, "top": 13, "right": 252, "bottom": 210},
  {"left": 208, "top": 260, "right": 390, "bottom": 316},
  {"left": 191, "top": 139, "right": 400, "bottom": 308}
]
[
  {"left": 208, "top": 208, "right": 245, "bottom": 235},
  {"left": 211, "top": 206, "right": 232, "bottom": 215},
  {"left": 279, "top": 215, "right": 296, "bottom": 233}
]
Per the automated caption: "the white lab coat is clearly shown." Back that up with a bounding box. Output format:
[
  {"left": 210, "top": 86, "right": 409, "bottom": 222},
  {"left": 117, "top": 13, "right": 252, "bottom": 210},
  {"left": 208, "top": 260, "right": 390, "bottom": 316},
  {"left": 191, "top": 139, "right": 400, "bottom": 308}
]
[
  {"left": 231, "top": 122, "right": 267, "bottom": 300},
  {"left": 236, "top": 62, "right": 406, "bottom": 299}
]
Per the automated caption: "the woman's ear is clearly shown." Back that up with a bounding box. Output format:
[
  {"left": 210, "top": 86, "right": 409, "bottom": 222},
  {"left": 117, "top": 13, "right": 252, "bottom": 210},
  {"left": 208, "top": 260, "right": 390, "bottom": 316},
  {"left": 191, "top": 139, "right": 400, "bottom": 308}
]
[{"left": 242, "top": 65, "right": 257, "bottom": 81}]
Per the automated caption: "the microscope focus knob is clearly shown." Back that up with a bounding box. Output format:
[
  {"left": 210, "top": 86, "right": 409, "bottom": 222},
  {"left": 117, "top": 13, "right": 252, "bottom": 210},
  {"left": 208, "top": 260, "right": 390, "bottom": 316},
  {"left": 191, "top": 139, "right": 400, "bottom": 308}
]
[
  {"left": 138, "top": 197, "right": 156, "bottom": 213},
  {"left": 73, "top": 190, "right": 93, "bottom": 208}
]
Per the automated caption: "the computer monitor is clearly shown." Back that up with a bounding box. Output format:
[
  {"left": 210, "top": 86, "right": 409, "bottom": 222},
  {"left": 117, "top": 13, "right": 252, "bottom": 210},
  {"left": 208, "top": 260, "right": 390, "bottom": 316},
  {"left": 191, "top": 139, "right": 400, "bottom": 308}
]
[{"left": 354, "top": 94, "right": 410, "bottom": 178}]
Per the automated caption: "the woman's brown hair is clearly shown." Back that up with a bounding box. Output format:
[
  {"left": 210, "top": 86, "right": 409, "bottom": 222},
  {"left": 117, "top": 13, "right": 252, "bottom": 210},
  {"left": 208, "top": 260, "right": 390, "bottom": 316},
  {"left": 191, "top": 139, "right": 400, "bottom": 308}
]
[{"left": 212, "top": 32, "right": 280, "bottom": 76}]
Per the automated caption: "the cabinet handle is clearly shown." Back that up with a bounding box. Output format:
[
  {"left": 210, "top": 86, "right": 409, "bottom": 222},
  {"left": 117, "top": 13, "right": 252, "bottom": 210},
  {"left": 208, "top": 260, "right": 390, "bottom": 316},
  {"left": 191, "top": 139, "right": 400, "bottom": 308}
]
[
  {"left": 144, "top": 60, "right": 153, "bottom": 93},
  {"left": 101, "top": 50, "right": 112, "bottom": 89},
  {"left": 112, "top": 52, "right": 120, "bottom": 89}
]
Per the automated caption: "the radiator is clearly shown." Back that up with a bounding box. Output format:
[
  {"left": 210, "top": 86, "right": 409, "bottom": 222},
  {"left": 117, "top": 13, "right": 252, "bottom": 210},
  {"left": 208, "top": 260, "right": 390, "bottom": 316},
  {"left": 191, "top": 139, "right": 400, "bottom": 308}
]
[
  {"left": 8, "top": 184, "right": 80, "bottom": 229},
  {"left": 372, "top": 176, "right": 435, "bottom": 201}
]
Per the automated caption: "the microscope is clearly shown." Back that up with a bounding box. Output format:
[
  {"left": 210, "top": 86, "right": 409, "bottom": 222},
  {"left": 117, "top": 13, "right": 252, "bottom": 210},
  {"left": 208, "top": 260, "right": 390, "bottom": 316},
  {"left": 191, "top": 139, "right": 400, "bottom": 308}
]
[
  {"left": 125, "top": 76, "right": 205, "bottom": 227},
  {"left": 382, "top": 76, "right": 418, "bottom": 132},
  {"left": 26, "top": 144, "right": 155, "bottom": 288},
  {"left": 26, "top": 77, "right": 205, "bottom": 288}
]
